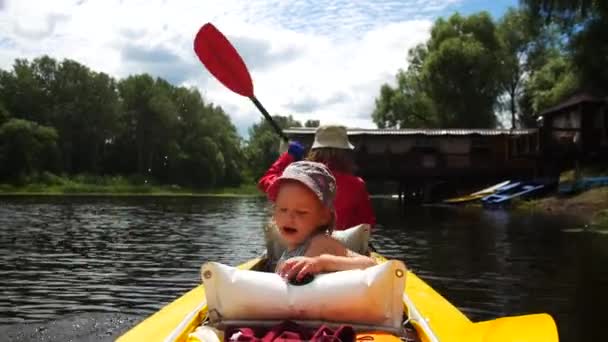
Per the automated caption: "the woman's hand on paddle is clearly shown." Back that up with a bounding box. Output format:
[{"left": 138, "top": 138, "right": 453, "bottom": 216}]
[
  {"left": 277, "top": 256, "right": 324, "bottom": 281},
  {"left": 287, "top": 140, "right": 305, "bottom": 161}
]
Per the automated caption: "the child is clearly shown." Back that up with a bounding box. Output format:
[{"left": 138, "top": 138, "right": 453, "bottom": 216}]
[
  {"left": 258, "top": 125, "right": 376, "bottom": 231},
  {"left": 266, "top": 160, "right": 376, "bottom": 282}
]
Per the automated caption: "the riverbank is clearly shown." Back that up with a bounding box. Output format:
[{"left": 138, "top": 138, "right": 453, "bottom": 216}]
[
  {"left": 516, "top": 187, "right": 608, "bottom": 229},
  {"left": 0, "top": 175, "right": 261, "bottom": 197},
  {"left": 515, "top": 165, "right": 608, "bottom": 229}
]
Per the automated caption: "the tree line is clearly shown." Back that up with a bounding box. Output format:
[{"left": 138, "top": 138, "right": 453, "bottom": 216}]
[
  {"left": 372, "top": 1, "right": 607, "bottom": 129},
  {"left": 0, "top": 56, "right": 318, "bottom": 188}
]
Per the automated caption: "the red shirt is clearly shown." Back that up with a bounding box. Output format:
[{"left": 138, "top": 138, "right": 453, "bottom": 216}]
[{"left": 257, "top": 153, "right": 376, "bottom": 231}]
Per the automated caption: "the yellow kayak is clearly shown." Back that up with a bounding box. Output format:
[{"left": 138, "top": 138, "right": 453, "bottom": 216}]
[{"left": 118, "top": 253, "right": 558, "bottom": 342}]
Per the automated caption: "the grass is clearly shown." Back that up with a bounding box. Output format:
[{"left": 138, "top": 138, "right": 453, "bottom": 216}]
[
  {"left": 559, "top": 163, "right": 608, "bottom": 183},
  {"left": 512, "top": 198, "right": 540, "bottom": 211},
  {"left": 515, "top": 162, "right": 608, "bottom": 230},
  {"left": 517, "top": 187, "right": 607, "bottom": 214},
  {"left": 0, "top": 173, "right": 261, "bottom": 197}
]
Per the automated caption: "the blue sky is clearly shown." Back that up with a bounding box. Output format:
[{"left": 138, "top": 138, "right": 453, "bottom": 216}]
[
  {"left": 458, "top": 0, "right": 518, "bottom": 19},
  {"left": 0, "top": 0, "right": 519, "bottom": 136}
]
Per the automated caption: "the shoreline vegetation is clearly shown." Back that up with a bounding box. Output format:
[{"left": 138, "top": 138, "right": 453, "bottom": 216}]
[
  {"left": 516, "top": 187, "right": 608, "bottom": 229},
  {"left": 515, "top": 167, "right": 608, "bottom": 230},
  {"left": 0, "top": 56, "right": 310, "bottom": 198},
  {"left": 0, "top": 174, "right": 261, "bottom": 197}
]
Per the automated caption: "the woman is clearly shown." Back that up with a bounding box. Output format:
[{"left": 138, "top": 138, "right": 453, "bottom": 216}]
[{"left": 258, "top": 125, "right": 376, "bottom": 230}]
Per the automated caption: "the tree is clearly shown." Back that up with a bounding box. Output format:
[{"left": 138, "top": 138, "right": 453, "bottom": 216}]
[
  {"left": 372, "top": 12, "right": 503, "bottom": 129},
  {"left": 426, "top": 13, "right": 504, "bottom": 128},
  {"left": 372, "top": 77, "right": 438, "bottom": 128},
  {"left": 569, "top": 17, "right": 608, "bottom": 92},
  {"left": 521, "top": 54, "right": 579, "bottom": 114},
  {"left": 204, "top": 105, "right": 245, "bottom": 186},
  {"left": 0, "top": 119, "right": 59, "bottom": 180},
  {"left": 0, "top": 102, "right": 9, "bottom": 125},
  {"left": 165, "top": 85, "right": 245, "bottom": 187},
  {"left": 496, "top": 8, "right": 566, "bottom": 128},
  {"left": 116, "top": 75, "right": 179, "bottom": 178},
  {"left": 51, "top": 59, "right": 122, "bottom": 173},
  {"left": 245, "top": 115, "right": 302, "bottom": 179},
  {"left": 0, "top": 55, "right": 249, "bottom": 188},
  {"left": 497, "top": 9, "right": 534, "bottom": 128},
  {"left": 521, "top": 0, "right": 608, "bottom": 25},
  {"left": 522, "top": 0, "right": 608, "bottom": 93},
  {"left": 304, "top": 119, "right": 320, "bottom": 128},
  {"left": 0, "top": 56, "right": 123, "bottom": 174},
  {"left": 0, "top": 58, "right": 55, "bottom": 125}
]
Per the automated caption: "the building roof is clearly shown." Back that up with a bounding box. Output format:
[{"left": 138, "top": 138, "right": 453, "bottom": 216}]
[
  {"left": 539, "top": 93, "right": 607, "bottom": 117},
  {"left": 284, "top": 127, "right": 537, "bottom": 136}
]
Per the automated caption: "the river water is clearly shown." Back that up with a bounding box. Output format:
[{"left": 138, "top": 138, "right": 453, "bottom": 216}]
[{"left": 0, "top": 196, "right": 605, "bottom": 341}]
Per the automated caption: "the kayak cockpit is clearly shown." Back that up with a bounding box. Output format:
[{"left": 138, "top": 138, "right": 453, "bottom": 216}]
[{"left": 184, "top": 255, "right": 422, "bottom": 342}]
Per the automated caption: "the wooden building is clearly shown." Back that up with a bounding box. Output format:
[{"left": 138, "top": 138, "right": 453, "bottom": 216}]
[
  {"left": 284, "top": 127, "right": 542, "bottom": 201},
  {"left": 537, "top": 93, "right": 608, "bottom": 162}
]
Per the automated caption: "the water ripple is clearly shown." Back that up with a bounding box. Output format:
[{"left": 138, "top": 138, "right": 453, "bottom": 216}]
[
  {"left": 0, "top": 196, "right": 269, "bottom": 323},
  {"left": 0, "top": 196, "right": 605, "bottom": 342}
]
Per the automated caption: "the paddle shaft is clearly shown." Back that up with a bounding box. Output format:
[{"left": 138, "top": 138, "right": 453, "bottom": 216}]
[{"left": 250, "top": 96, "right": 289, "bottom": 143}]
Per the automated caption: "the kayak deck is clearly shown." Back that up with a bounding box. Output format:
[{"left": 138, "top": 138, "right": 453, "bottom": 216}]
[
  {"left": 118, "top": 254, "right": 558, "bottom": 342},
  {"left": 118, "top": 255, "right": 432, "bottom": 341}
]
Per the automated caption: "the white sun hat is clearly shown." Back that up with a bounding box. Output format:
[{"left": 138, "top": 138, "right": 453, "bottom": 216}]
[{"left": 311, "top": 125, "right": 354, "bottom": 150}]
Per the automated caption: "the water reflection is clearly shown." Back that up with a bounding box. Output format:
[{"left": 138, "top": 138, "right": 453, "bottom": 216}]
[
  {"left": 373, "top": 202, "right": 606, "bottom": 341},
  {"left": 0, "top": 196, "right": 606, "bottom": 341}
]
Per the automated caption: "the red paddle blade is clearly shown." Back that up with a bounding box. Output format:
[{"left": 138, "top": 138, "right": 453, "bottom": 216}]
[{"left": 193, "top": 23, "right": 254, "bottom": 98}]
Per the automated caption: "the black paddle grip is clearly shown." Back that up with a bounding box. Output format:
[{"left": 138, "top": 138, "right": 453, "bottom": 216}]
[{"left": 250, "top": 96, "right": 289, "bottom": 143}]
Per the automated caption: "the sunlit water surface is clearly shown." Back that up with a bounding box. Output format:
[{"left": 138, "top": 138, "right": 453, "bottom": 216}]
[{"left": 0, "top": 196, "right": 605, "bottom": 341}]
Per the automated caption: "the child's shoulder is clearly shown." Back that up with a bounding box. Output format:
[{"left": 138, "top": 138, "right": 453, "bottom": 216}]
[
  {"left": 308, "top": 233, "right": 344, "bottom": 255},
  {"left": 311, "top": 233, "right": 335, "bottom": 243}
]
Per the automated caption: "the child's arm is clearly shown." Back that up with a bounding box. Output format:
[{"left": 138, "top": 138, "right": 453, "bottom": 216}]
[
  {"left": 277, "top": 237, "right": 377, "bottom": 281},
  {"left": 277, "top": 253, "right": 376, "bottom": 281},
  {"left": 318, "top": 251, "right": 377, "bottom": 272}
]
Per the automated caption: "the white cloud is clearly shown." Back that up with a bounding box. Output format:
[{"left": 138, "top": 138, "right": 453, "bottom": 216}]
[{"left": 0, "top": 0, "right": 463, "bottom": 136}]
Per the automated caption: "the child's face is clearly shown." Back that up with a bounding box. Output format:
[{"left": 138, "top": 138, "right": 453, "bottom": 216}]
[{"left": 273, "top": 181, "right": 331, "bottom": 247}]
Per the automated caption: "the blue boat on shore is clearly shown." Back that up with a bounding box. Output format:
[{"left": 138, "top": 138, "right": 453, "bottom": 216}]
[{"left": 481, "top": 181, "right": 546, "bottom": 208}]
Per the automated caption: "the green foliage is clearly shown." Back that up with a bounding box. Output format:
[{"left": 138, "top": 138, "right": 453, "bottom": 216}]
[
  {"left": 522, "top": 54, "right": 579, "bottom": 113},
  {"left": 0, "top": 55, "right": 246, "bottom": 189},
  {"left": 373, "top": 4, "right": 597, "bottom": 130},
  {"left": 54, "top": 59, "right": 122, "bottom": 173},
  {"left": 522, "top": 0, "right": 608, "bottom": 95},
  {"left": 0, "top": 172, "right": 259, "bottom": 195},
  {"left": 0, "top": 102, "right": 9, "bottom": 125},
  {"left": 495, "top": 8, "right": 570, "bottom": 126},
  {"left": 521, "top": 0, "right": 608, "bottom": 26},
  {"left": 569, "top": 18, "right": 608, "bottom": 92},
  {"left": 372, "top": 12, "right": 502, "bottom": 128},
  {"left": 496, "top": 8, "right": 535, "bottom": 128},
  {"left": 244, "top": 115, "right": 302, "bottom": 179},
  {"left": 304, "top": 119, "right": 320, "bottom": 128},
  {"left": 373, "top": 57, "right": 440, "bottom": 129},
  {"left": 425, "top": 13, "right": 503, "bottom": 128},
  {"left": 0, "top": 118, "right": 59, "bottom": 181}
]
